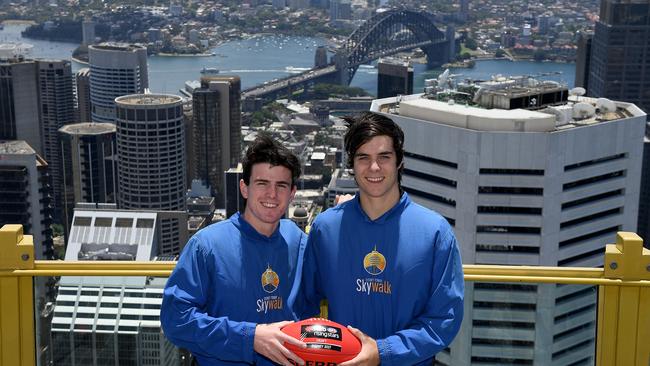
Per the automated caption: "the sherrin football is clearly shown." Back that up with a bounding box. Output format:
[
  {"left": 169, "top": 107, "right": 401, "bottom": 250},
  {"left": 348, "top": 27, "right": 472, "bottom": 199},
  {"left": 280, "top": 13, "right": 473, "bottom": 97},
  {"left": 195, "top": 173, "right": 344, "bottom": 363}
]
[{"left": 282, "top": 318, "right": 361, "bottom": 366}]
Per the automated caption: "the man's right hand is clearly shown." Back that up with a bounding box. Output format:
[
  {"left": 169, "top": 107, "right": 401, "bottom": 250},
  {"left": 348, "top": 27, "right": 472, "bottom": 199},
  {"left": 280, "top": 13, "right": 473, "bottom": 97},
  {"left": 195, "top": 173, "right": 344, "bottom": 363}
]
[{"left": 254, "top": 321, "right": 306, "bottom": 366}]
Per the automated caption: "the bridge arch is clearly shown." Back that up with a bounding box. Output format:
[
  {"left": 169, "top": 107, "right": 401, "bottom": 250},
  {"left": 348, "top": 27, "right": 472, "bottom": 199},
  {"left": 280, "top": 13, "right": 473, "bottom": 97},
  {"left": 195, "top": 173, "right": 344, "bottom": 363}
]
[{"left": 336, "top": 9, "right": 452, "bottom": 84}]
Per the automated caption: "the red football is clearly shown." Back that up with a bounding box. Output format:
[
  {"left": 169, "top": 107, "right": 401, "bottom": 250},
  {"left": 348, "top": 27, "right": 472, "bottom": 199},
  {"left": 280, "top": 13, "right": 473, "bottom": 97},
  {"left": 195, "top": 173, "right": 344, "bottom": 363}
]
[{"left": 282, "top": 318, "right": 361, "bottom": 365}]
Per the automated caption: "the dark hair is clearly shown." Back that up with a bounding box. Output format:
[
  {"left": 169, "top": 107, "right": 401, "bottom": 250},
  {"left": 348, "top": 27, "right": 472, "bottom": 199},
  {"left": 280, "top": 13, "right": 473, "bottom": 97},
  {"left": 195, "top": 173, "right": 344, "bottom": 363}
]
[
  {"left": 343, "top": 112, "right": 405, "bottom": 182},
  {"left": 242, "top": 135, "right": 301, "bottom": 187}
]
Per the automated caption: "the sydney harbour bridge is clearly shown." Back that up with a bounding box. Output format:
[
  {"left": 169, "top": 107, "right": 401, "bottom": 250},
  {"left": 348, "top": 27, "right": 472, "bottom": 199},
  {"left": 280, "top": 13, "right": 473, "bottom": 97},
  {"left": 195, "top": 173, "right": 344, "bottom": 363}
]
[{"left": 242, "top": 9, "right": 456, "bottom": 110}]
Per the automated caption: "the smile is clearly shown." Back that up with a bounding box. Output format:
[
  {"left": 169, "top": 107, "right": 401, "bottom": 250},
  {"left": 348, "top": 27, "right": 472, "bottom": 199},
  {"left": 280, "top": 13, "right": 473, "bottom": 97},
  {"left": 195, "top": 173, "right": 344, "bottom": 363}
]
[
  {"left": 261, "top": 202, "right": 279, "bottom": 208},
  {"left": 366, "top": 177, "right": 384, "bottom": 182}
]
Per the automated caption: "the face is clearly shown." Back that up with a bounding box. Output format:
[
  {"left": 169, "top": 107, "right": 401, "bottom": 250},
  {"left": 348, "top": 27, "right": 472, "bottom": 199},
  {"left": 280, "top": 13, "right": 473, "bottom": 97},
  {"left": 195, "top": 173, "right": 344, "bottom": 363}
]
[
  {"left": 240, "top": 163, "right": 296, "bottom": 235},
  {"left": 352, "top": 135, "right": 401, "bottom": 201}
]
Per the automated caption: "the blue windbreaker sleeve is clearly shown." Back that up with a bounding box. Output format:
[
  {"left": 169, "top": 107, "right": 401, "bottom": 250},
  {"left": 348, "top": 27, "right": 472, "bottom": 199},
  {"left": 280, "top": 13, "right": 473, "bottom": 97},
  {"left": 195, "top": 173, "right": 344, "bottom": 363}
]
[
  {"left": 287, "top": 231, "right": 320, "bottom": 319},
  {"left": 376, "top": 229, "right": 465, "bottom": 366},
  {"left": 160, "top": 236, "right": 257, "bottom": 363},
  {"left": 295, "top": 225, "right": 325, "bottom": 319}
]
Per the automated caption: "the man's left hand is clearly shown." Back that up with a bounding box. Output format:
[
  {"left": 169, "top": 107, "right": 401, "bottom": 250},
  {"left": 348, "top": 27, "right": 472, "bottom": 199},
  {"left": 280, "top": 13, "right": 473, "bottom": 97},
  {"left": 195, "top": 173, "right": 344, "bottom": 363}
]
[{"left": 339, "top": 326, "right": 380, "bottom": 366}]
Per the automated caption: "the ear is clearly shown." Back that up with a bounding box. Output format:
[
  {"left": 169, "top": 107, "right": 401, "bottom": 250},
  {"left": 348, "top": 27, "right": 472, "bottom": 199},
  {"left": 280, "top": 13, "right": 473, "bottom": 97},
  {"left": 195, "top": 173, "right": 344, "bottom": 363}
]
[
  {"left": 239, "top": 179, "right": 249, "bottom": 200},
  {"left": 290, "top": 185, "right": 297, "bottom": 201}
]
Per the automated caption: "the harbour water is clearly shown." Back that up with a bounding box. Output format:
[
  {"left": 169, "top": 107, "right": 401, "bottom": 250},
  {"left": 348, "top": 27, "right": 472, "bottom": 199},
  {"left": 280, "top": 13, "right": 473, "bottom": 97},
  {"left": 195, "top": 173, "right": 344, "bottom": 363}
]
[{"left": 1, "top": 23, "right": 576, "bottom": 96}]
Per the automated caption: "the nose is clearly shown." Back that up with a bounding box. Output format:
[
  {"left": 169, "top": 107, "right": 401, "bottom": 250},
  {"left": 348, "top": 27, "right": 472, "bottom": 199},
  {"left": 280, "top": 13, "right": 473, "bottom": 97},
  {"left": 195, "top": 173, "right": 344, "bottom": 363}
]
[
  {"left": 370, "top": 159, "right": 381, "bottom": 171},
  {"left": 267, "top": 185, "right": 278, "bottom": 198}
]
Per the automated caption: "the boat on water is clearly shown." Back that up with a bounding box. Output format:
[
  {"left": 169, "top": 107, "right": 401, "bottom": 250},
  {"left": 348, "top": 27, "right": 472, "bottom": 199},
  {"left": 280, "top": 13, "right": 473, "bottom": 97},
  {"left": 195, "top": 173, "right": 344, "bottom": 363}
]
[
  {"left": 285, "top": 66, "right": 310, "bottom": 73},
  {"left": 200, "top": 67, "right": 219, "bottom": 74}
]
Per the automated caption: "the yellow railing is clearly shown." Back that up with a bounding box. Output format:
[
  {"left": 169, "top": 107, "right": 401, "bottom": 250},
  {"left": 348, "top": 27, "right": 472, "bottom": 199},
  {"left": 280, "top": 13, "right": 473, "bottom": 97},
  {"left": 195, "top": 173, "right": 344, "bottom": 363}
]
[{"left": 1, "top": 225, "right": 649, "bottom": 366}]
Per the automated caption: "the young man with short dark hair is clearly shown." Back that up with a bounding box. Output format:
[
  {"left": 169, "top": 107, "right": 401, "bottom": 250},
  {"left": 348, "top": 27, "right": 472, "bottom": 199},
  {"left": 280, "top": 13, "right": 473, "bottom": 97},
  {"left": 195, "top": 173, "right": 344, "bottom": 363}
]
[
  {"left": 162, "top": 136, "right": 313, "bottom": 366},
  {"left": 301, "top": 112, "right": 465, "bottom": 365}
]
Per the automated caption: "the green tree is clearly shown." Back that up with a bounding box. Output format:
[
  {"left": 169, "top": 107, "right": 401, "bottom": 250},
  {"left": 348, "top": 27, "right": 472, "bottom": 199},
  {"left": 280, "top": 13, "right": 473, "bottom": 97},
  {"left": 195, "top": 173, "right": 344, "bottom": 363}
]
[
  {"left": 495, "top": 48, "right": 506, "bottom": 58},
  {"left": 464, "top": 37, "right": 478, "bottom": 50}
]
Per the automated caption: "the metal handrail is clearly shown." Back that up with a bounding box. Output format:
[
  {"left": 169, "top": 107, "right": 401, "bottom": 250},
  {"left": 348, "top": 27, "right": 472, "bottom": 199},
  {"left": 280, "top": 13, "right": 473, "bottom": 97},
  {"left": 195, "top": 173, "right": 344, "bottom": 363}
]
[{"left": 1, "top": 261, "right": 648, "bottom": 287}]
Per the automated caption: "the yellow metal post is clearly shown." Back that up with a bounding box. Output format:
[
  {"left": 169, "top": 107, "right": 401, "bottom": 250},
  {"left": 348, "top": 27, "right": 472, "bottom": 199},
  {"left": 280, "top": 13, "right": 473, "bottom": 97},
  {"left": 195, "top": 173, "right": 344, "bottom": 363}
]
[
  {"left": 596, "top": 232, "right": 650, "bottom": 366},
  {"left": 0, "top": 225, "right": 35, "bottom": 366}
]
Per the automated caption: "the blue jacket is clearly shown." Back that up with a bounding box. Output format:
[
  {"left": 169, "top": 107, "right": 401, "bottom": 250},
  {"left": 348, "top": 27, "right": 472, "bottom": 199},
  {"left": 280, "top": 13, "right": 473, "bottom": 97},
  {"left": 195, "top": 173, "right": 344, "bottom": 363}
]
[
  {"left": 161, "top": 213, "right": 310, "bottom": 365},
  {"left": 301, "top": 193, "right": 464, "bottom": 366}
]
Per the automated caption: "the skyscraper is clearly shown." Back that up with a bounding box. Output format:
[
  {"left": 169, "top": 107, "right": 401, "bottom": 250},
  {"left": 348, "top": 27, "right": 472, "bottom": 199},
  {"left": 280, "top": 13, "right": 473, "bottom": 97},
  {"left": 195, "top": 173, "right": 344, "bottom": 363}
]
[
  {"left": 75, "top": 68, "right": 91, "bottom": 123},
  {"left": 0, "top": 140, "right": 55, "bottom": 365},
  {"left": 115, "top": 94, "right": 187, "bottom": 255},
  {"left": 191, "top": 76, "right": 241, "bottom": 206},
  {"left": 377, "top": 58, "right": 414, "bottom": 99},
  {"left": 59, "top": 122, "right": 117, "bottom": 238},
  {"left": 89, "top": 43, "right": 148, "bottom": 123},
  {"left": 37, "top": 60, "right": 76, "bottom": 221},
  {"left": 0, "top": 58, "right": 75, "bottom": 222},
  {"left": 0, "top": 140, "right": 53, "bottom": 260},
  {"left": 82, "top": 18, "right": 96, "bottom": 45},
  {"left": 587, "top": 0, "right": 650, "bottom": 115},
  {"left": 371, "top": 81, "right": 646, "bottom": 365}
]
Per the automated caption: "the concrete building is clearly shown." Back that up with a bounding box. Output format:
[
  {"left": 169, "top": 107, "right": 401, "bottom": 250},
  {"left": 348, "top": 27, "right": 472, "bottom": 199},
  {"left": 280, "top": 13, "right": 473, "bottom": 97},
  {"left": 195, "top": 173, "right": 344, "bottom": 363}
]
[
  {"left": 574, "top": 32, "right": 592, "bottom": 90},
  {"left": 587, "top": 0, "right": 650, "bottom": 115},
  {"left": 88, "top": 43, "right": 148, "bottom": 123},
  {"left": 377, "top": 58, "right": 413, "bottom": 99},
  {"left": 225, "top": 163, "right": 245, "bottom": 218},
  {"left": 59, "top": 123, "right": 117, "bottom": 239},
  {"left": 191, "top": 76, "right": 242, "bottom": 206},
  {"left": 0, "top": 140, "right": 54, "bottom": 366},
  {"left": 115, "top": 94, "right": 187, "bottom": 255},
  {"left": 330, "top": 0, "right": 351, "bottom": 21},
  {"left": 0, "top": 58, "right": 75, "bottom": 222},
  {"left": 314, "top": 45, "right": 328, "bottom": 69},
  {"left": 325, "top": 168, "right": 358, "bottom": 208},
  {"left": 75, "top": 68, "right": 91, "bottom": 123},
  {"left": 82, "top": 18, "right": 95, "bottom": 45},
  {"left": 50, "top": 209, "right": 179, "bottom": 366},
  {"left": 370, "top": 82, "right": 646, "bottom": 365}
]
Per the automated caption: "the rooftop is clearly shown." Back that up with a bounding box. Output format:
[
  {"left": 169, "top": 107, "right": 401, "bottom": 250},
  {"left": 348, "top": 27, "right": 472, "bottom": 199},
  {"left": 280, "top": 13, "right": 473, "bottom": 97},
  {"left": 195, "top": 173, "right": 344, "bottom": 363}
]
[
  {"left": 115, "top": 94, "right": 182, "bottom": 106},
  {"left": 89, "top": 42, "right": 147, "bottom": 52},
  {"left": 0, "top": 140, "right": 36, "bottom": 155},
  {"left": 59, "top": 122, "right": 116, "bottom": 136}
]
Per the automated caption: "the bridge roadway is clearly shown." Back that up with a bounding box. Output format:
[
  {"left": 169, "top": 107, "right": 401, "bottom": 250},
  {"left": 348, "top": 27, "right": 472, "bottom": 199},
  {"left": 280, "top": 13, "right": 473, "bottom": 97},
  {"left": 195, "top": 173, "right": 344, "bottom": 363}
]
[{"left": 242, "top": 65, "right": 338, "bottom": 99}]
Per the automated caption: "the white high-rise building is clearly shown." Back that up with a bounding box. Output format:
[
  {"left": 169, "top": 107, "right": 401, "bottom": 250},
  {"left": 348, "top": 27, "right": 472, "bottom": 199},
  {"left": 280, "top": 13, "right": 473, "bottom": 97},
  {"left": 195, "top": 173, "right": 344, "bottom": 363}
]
[
  {"left": 88, "top": 43, "right": 148, "bottom": 123},
  {"left": 50, "top": 209, "right": 179, "bottom": 366},
  {"left": 370, "top": 80, "right": 646, "bottom": 365},
  {"left": 115, "top": 94, "right": 187, "bottom": 255}
]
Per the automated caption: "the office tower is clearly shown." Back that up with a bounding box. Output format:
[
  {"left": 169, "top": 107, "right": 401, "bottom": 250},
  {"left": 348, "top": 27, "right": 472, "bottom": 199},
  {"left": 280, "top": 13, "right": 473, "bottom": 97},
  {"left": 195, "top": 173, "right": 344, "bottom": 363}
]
[
  {"left": 314, "top": 45, "right": 328, "bottom": 69},
  {"left": 0, "top": 140, "right": 54, "bottom": 366},
  {"left": 191, "top": 76, "right": 242, "bottom": 206},
  {"left": 76, "top": 68, "right": 91, "bottom": 122},
  {"left": 0, "top": 140, "right": 53, "bottom": 259},
  {"left": 82, "top": 18, "right": 95, "bottom": 45},
  {"left": 59, "top": 122, "right": 117, "bottom": 239},
  {"left": 37, "top": 60, "right": 76, "bottom": 222},
  {"left": 0, "top": 58, "right": 75, "bottom": 222},
  {"left": 371, "top": 80, "right": 646, "bottom": 365},
  {"left": 225, "top": 163, "right": 245, "bottom": 217},
  {"left": 377, "top": 58, "right": 413, "bottom": 99},
  {"left": 574, "top": 32, "right": 593, "bottom": 89},
  {"left": 88, "top": 43, "right": 148, "bottom": 123},
  {"left": 330, "top": 0, "right": 351, "bottom": 21},
  {"left": 51, "top": 209, "right": 179, "bottom": 366},
  {"left": 115, "top": 94, "right": 187, "bottom": 255},
  {"left": 459, "top": 0, "right": 470, "bottom": 20},
  {"left": 587, "top": 0, "right": 650, "bottom": 114}
]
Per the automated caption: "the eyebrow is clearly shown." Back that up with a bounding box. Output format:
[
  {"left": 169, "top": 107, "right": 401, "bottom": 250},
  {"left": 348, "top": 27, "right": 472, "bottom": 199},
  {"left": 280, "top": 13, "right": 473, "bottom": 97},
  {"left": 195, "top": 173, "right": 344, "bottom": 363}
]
[{"left": 252, "top": 178, "right": 291, "bottom": 185}]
